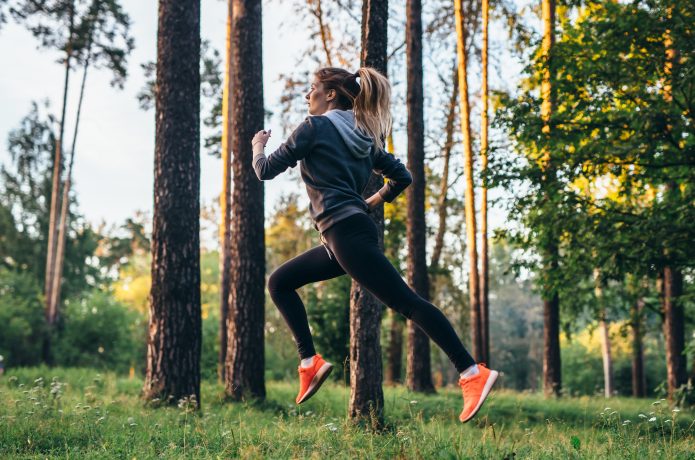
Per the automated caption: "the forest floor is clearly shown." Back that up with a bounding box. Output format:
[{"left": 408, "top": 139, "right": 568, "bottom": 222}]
[{"left": 1, "top": 367, "right": 694, "bottom": 459}]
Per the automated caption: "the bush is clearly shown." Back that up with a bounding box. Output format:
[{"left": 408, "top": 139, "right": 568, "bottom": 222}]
[
  {"left": 0, "top": 268, "right": 45, "bottom": 366},
  {"left": 562, "top": 334, "right": 666, "bottom": 397},
  {"left": 52, "top": 290, "right": 146, "bottom": 373}
]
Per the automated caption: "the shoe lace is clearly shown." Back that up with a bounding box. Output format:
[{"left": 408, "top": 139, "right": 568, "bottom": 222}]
[
  {"left": 459, "top": 375, "right": 476, "bottom": 392},
  {"left": 459, "top": 362, "right": 486, "bottom": 392}
]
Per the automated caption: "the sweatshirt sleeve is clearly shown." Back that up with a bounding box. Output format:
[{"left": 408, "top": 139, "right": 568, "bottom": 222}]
[
  {"left": 253, "top": 117, "right": 315, "bottom": 181},
  {"left": 372, "top": 148, "right": 413, "bottom": 203}
]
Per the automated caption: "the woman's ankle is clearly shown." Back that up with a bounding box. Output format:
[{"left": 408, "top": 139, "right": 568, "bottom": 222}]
[{"left": 300, "top": 355, "right": 316, "bottom": 368}]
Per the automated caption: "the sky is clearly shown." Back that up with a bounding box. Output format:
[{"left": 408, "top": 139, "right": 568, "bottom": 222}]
[{"left": 0, "top": 0, "right": 528, "bottom": 249}]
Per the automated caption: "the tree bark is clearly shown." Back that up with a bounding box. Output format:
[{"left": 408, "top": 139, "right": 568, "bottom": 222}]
[
  {"left": 540, "top": 0, "right": 561, "bottom": 398},
  {"left": 543, "top": 291, "right": 561, "bottom": 397},
  {"left": 224, "top": 0, "right": 266, "bottom": 401},
  {"left": 143, "top": 0, "right": 202, "bottom": 407},
  {"left": 479, "top": 0, "right": 490, "bottom": 366},
  {"left": 454, "top": 0, "right": 482, "bottom": 362},
  {"left": 631, "top": 296, "right": 646, "bottom": 398},
  {"left": 348, "top": 0, "right": 387, "bottom": 426},
  {"left": 404, "top": 0, "right": 435, "bottom": 394},
  {"left": 219, "top": 0, "right": 233, "bottom": 383},
  {"left": 662, "top": 265, "right": 686, "bottom": 399}
]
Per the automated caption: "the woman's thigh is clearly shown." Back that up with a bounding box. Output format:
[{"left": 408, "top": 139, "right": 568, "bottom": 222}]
[
  {"left": 323, "top": 214, "right": 419, "bottom": 317},
  {"left": 268, "top": 244, "right": 346, "bottom": 291}
]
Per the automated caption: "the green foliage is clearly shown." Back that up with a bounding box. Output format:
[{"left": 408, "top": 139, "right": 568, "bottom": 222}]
[
  {"left": 492, "top": 0, "right": 695, "bottom": 325},
  {"left": 0, "top": 272, "right": 145, "bottom": 372},
  {"left": 1, "top": 100, "right": 105, "bottom": 300},
  {"left": 52, "top": 290, "right": 145, "bottom": 373},
  {"left": 0, "top": 268, "right": 45, "bottom": 366},
  {"left": 560, "top": 338, "right": 666, "bottom": 397}
]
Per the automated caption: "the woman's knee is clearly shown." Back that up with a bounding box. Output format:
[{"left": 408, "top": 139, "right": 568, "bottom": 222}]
[
  {"left": 383, "top": 292, "right": 436, "bottom": 321},
  {"left": 267, "top": 268, "right": 289, "bottom": 295}
]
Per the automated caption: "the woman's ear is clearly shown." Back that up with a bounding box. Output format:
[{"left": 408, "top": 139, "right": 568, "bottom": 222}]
[{"left": 326, "top": 89, "right": 336, "bottom": 102}]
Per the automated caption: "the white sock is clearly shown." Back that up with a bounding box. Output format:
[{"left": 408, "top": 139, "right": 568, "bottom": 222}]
[
  {"left": 460, "top": 364, "right": 479, "bottom": 379},
  {"left": 301, "top": 355, "right": 315, "bottom": 368}
]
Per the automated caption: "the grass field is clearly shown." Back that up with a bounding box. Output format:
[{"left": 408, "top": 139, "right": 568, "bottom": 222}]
[{"left": 1, "top": 367, "right": 693, "bottom": 459}]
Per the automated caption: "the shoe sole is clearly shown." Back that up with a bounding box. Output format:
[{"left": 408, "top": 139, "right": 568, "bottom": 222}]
[
  {"left": 296, "top": 362, "right": 333, "bottom": 404},
  {"left": 460, "top": 370, "right": 499, "bottom": 423}
]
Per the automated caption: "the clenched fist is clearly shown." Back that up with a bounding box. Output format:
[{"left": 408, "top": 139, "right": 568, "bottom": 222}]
[{"left": 252, "top": 129, "right": 272, "bottom": 151}]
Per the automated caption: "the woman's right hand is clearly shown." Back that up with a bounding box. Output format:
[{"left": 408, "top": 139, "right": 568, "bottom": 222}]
[
  {"left": 252, "top": 129, "right": 272, "bottom": 154},
  {"left": 365, "top": 193, "right": 385, "bottom": 211}
]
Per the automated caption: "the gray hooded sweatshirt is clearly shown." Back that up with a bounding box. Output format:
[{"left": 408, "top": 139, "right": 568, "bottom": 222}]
[{"left": 253, "top": 109, "right": 412, "bottom": 234}]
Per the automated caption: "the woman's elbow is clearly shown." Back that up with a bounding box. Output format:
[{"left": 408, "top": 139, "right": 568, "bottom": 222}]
[
  {"left": 253, "top": 168, "right": 271, "bottom": 181},
  {"left": 403, "top": 171, "right": 413, "bottom": 186}
]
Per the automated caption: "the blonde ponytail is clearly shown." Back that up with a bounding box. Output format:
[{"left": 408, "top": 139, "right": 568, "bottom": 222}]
[{"left": 353, "top": 67, "right": 392, "bottom": 151}]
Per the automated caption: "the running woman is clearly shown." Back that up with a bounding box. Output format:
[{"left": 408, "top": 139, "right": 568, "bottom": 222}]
[{"left": 251, "top": 67, "right": 497, "bottom": 423}]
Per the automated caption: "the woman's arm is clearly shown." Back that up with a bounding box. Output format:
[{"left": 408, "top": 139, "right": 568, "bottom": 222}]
[
  {"left": 252, "top": 118, "right": 315, "bottom": 181},
  {"left": 371, "top": 148, "right": 413, "bottom": 204},
  {"left": 365, "top": 192, "right": 386, "bottom": 211}
]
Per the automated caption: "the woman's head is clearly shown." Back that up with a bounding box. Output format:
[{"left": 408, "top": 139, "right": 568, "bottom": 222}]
[{"left": 305, "top": 67, "right": 392, "bottom": 150}]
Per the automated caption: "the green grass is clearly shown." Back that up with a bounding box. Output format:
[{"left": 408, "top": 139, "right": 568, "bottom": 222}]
[{"left": 1, "top": 367, "right": 694, "bottom": 459}]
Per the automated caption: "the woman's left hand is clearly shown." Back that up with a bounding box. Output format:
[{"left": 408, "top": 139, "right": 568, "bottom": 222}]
[{"left": 252, "top": 129, "right": 272, "bottom": 150}]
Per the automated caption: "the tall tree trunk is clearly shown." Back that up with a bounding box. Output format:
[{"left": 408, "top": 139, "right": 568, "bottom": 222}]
[
  {"left": 426, "top": 65, "right": 458, "bottom": 387},
  {"left": 662, "top": 265, "right": 686, "bottom": 399},
  {"left": 594, "top": 269, "right": 613, "bottom": 398},
  {"left": 543, "top": 291, "right": 561, "bottom": 396},
  {"left": 429, "top": 63, "right": 458, "bottom": 275},
  {"left": 598, "top": 316, "right": 613, "bottom": 398},
  {"left": 51, "top": 25, "right": 95, "bottom": 319},
  {"left": 218, "top": 0, "right": 233, "bottom": 383},
  {"left": 348, "top": 0, "right": 387, "bottom": 425},
  {"left": 143, "top": 0, "right": 202, "bottom": 407},
  {"left": 385, "top": 311, "right": 403, "bottom": 385},
  {"left": 660, "top": 6, "right": 686, "bottom": 401},
  {"left": 224, "top": 0, "right": 266, "bottom": 401},
  {"left": 43, "top": 2, "right": 75, "bottom": 363},
  {"left": 384, "top": 131, "right": 404, "bottom": 386},
  {"left": 404, "top": 0, "right": 434, "bottom": 394},
  {"left": 455, "top": 0, "right": 482, "bottom": 362},
  {"left": 479, "top": 0, "right": 490, "bottom": 366},
  {"left": 540, "top": 0, "right": 561, "bottom": 397},
  {"left": 631, "top": 296, "right": 646, "bottom": 398}
]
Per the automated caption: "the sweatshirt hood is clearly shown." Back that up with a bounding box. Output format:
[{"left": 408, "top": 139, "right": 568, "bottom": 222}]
[{"left": 323, "top": 109, "right": 373, "bottom": 159}]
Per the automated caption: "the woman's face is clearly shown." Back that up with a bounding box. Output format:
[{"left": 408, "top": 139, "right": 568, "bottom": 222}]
[{"left": 305, "top": 77, "right": 336, "bottom": 115}]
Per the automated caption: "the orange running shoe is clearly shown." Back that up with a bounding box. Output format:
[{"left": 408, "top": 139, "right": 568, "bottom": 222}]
[
  {"left": 458, "top": 363, "right": 498, "bottom": 423},
  {"left": 295, "top": 354, "right": 333, "bottom": 404}
]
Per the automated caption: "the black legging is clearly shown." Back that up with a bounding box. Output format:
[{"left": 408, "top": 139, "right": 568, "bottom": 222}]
[{"left": 267, "top": 212, "right": 476, "bottom": 373}]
